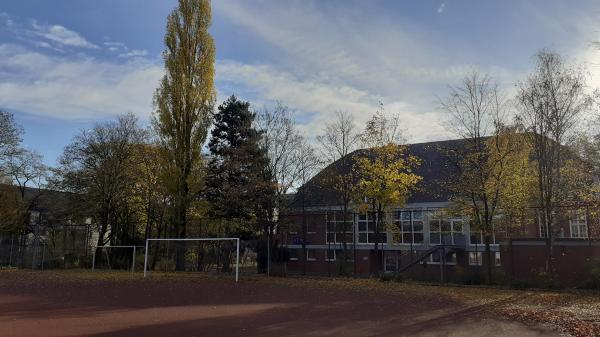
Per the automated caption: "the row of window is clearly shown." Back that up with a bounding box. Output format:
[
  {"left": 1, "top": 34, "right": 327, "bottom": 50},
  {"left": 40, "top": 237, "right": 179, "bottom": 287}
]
[
  {"left": 289, "top": 249, "right": 349, "bottom": 262},
  {"left": 295, "top": 209, "right": 590, "bottom": 243},
  {"left": 290, "top": 249, "right": 501, "bottom": 267},
  {"left": 384, "top": 252, "right": 501, "bottom": 272}
]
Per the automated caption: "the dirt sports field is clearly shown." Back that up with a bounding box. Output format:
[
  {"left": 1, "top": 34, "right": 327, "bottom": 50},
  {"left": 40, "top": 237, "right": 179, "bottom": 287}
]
[{"left": 1, "top": 270, "right": 599, "bottom": 337}]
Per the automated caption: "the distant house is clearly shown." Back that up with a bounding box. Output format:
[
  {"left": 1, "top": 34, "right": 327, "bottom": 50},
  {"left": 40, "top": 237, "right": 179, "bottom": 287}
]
[
  {"left": 0, "top": 185, "right": 94, "bottom": 268},
  {"left": 278, "top": 138, "right": 600, "bottom": 287}
]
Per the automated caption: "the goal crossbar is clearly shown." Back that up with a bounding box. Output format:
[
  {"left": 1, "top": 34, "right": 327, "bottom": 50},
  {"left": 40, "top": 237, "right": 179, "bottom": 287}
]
[
  {"left": 91, "top": 245, "right": 144, "bottom": 273},
  {"left": 143, "top": 238, "right": 240, "bottom": 282}
]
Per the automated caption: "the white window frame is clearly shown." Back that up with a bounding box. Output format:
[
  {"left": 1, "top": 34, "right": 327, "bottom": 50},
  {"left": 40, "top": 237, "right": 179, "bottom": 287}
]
[
  {"left": 356, "top": 212, "right": 386, "bottom": 244},
  {"left": 468, "top": 251, "right": 501, "bottom": 266},
  {"left": 306, "top": 249, "right": 317, "bottom": 261},
  {"left": 469, "top": 252, "right": 482, "bottom": 266},
  {"left": 325, "top": 248, "right": 336, "bottom": 261},
  {"left": 325, "top": 212, "right": 354, "bottom": 244},
  {"left": 569, "top": 211, "right": 588, "bottom": 239},
  {"left": 385, "top": 254, "right": 398, "bottom": 272},
  {"left": 430, "top": 211, "right": 464, "bottom": 246},
  {"left": 392, "top": 210, "right": 425, "bottom": 245},
  {"left": 289, "top": 248, "right": 299, "bottom": 261},
  {"left": 538, "top": 212, "right": 548, "bottom": 238},
  {"left": 425, "top": 252, "right": 457, "bottom": 265}
]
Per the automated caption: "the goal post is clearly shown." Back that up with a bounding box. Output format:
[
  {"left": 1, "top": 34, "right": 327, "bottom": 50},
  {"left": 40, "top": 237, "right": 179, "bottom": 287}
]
[
  {"left": 91, "top": 245, "right": 144, "bottom": 273},
  {"left": 143, "top": 238, "right": 240, "bottom": 282}
]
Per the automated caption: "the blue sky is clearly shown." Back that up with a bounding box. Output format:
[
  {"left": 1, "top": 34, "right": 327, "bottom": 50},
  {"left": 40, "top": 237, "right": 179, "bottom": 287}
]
[{"left": 1, "top": 0, "right": 600, "bottom": 166}]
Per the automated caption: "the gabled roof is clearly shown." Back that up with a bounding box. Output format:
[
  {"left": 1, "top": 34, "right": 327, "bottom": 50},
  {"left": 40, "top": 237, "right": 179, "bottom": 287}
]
[{"left": 289, "top": 138, "right": 474, "bottom": 209}]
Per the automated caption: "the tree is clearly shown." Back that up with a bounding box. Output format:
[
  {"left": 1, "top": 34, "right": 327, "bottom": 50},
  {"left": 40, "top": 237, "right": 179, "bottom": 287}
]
[
  {"left": 0, "top": 112, "right": 47, "bottom": 235},
  {"left": 294, "top": 137, "right": 321, "bottom": 275},
  {"left": 153, "top": 0, "right": 215, "bottom": 246},
  {"left": 205, "top": 95, "right": 276, "bottom": 271},
  {"left": 354, "top": 109, "right": 421, "bottom": 274},
  {"left": 516, "top": 50, "right": 593, "bottom": 282},
  {"left": 0, "top": 111, "right": 22, "bottom": 162},
  {"left": 316, "top": 110, "right": 361, "bottom": 275},
  {"left": 256, "top": 102, "right": 303, "bottom": 216},
  {"left": 56, "top": 114, "right": 146, "bottom": 254},
  {"left": 440, "top": 71, "right": 534, "bottom": 283}
]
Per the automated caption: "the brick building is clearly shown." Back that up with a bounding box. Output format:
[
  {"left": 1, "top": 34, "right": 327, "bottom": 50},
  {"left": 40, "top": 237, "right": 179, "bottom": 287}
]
[{"left": 278, "top": 139, "right": 600, "bottom": 287}]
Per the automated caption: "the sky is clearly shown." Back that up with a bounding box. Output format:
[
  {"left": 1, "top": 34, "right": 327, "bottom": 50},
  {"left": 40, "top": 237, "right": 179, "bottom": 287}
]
[{"left": 2, "top": 0, "right": 600, "bottom": 166}]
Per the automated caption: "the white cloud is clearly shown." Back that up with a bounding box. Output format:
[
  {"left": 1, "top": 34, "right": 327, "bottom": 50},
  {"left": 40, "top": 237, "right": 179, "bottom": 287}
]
[
  {"left": 216, "top": 60, "right": 448, "bottom": 142},
  {"left": 0, "top": 44, "right": 162, "bottom": 119},
  {"left": 437, "top": 2, "right": 446, "bottom": 14},
  {"left": 0, "top": 12, "right": 13, "bottom": 27},
  {"left": 119, "top": 49, "right": 148, "bottom": 58},
  {"left": 30, "top": 21, "right": 98, "bottom": 49},
  {"left": 213, "top": 1, "right": 519, "bottom": 142}
]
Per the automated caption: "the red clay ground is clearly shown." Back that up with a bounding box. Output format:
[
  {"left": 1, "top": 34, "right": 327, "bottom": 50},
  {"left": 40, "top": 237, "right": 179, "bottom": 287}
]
[{"left": 0, "top": 270, "right": 564, "bottom": 337}]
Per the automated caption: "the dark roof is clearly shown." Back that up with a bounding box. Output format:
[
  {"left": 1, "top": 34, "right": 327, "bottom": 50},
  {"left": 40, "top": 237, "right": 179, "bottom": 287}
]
[
  {"left": 0, "top": 184, "right": 84, "bottom": 220},
  {"left": 289, "top": 138, "right": 474, "bottom": 209}
]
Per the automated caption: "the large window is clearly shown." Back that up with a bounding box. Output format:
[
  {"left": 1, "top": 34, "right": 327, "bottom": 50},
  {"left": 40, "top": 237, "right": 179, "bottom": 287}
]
[
  {"left": 325, "top": 212, "right": 354, "bottom": 244},
  {"left": 570, "top": 211, "right": 588, "bottom": 238},
  {"left": 392, "top": 210, "right": 424, "bottom": 244},
  {"left": 357, "top": 213, "right": 387, "bottom": 244},
  {"left": 429, "top": 211, "right": 464, "bottom": 245},
  {"left": 469, "top": 223, "right": 500, "bottom": 245}
]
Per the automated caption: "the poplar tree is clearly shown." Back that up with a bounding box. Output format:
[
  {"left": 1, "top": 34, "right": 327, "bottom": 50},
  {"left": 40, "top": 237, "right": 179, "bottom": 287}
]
[{"left": 154, "top": 0, "right": 215, "bottom": 245}]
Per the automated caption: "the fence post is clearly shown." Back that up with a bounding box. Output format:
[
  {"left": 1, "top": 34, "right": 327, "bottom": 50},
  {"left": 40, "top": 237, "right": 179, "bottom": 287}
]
[
  {"left": 41, "top": 244, "right": 45, "bottom": 271},
  {"left": 92, "top": 248, "right": 96, "bottom": 272},
  {"left": 132, "top": 246, "right": 136, "bottom": 273},
  {"left": 236, "top": 238, "right": 240, "bottom": 282},
  {"left": 143, "top": 239, "right": 149, "bottom": 278},
  {"left": 8, "top": 235, "right": 14, "bottom": 267}
]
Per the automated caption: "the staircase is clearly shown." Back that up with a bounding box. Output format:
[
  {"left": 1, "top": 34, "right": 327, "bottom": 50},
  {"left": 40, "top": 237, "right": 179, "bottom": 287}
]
[{"left": 396, "top": 245, "right": 460, "bottom": 273}]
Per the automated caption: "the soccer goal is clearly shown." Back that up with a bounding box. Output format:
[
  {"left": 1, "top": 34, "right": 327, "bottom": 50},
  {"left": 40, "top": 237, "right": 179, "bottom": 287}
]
[
  {"left": 143, "top": 238, "right": 240, "bottom": 282},
  {"left": 91, "top": 245, "right": 144, "bottom": 273}
]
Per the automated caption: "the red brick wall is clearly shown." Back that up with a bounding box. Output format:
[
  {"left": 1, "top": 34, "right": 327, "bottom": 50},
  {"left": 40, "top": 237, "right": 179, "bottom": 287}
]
[{"left": 501, "top": 240, "right": 600, "bottom": 287}]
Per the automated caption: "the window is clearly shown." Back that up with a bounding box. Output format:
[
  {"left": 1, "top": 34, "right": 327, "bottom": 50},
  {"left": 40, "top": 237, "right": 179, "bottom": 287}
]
[
  {"left": 288, "top": 222, "right": 300, "bottom": 235},
  {"left": 469, "top": 252, "right": 482, "bottom": 266},
  {"left": 326, "top": 212, "right": 354, "bottom": 244},
  {"left": 326, "top": 249, "right": 336, "bottom": 261},
  {"left": 538, "top": 212, "right": 548, "bottom": 238},
  {"left": 429, "top": 211, "right": 464, "bottom": 245},
  {"left": 385, "top": 255, "right": 398, "bottom": 272},
  {"left": 306, "top": 249, "right": 317, "bottom": 261},
  {"left": 392, "top": 210, "right": 424, "bottom": 244},
  {"left": 570, "top": 211, "right": 588, "bottom": 238},
  {"left": 470, "top": 227, "right": 499, "bottom": 245},
  {"left": 289, "top": 249, "right": 299, "bottom": 261},
  {"left": 426, "top": 251, "right": 456, "bottom": 265},
  {"left": 357, "top": 213, "right": 387, "bottom": 244},
  {"left": 469, "top": 252, "right": 501, "bottom": 266}
]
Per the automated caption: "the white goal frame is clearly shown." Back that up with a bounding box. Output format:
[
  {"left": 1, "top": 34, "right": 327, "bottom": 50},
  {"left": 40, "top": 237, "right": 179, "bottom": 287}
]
[
  {"left": 143, "top": 238, "right": 240, "bottom": 282},
  {"left": 91, "top": 245, "right": 144, "bottom": 273}
]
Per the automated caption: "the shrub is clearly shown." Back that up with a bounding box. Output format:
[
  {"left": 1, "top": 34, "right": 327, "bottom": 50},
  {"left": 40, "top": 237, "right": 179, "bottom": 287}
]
[
  {"left": 154, "top": 258, "right": 176, "bottom": 272},
  {"left": 463, "top": 271, "right": 484, "bottom": 285},
  {"left": 585, "top": 267, "right": 600, "bottom": 289},
  {"left": 535, "top": 271, "right": 555, "bottom": 289}
]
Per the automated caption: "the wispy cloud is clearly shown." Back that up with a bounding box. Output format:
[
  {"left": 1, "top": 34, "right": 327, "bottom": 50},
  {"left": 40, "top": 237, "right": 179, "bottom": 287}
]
[
  {"left": 30, "top": 21, "right": 98, "bottom": 49},
  {"left": 119, "top": 49, "right": 148, "bottom": 58},
  {"left": 0, "top": 12, "right": 14, "bottom": 27},
  {"left": 437, "top": 2, "right": 446, "bottom": 14},
  {"left": 0, "top": 44, "right": 162, "bottom": 119}
]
